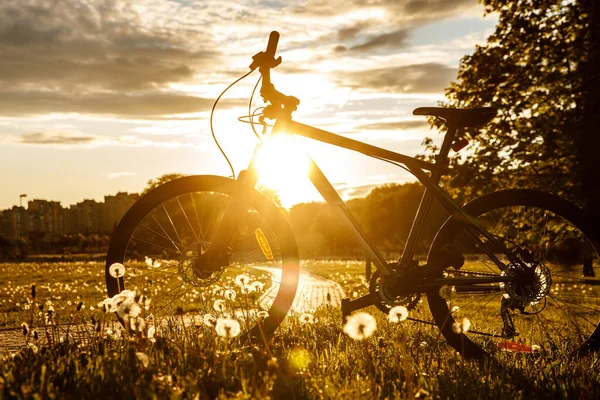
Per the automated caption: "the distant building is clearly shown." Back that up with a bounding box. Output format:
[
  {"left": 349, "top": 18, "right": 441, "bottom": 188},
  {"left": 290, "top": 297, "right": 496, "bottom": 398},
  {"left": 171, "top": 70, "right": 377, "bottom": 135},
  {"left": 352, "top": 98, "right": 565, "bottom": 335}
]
[
  {"left": 0, "top": 191, "right": 139, "bottom": 239},
  {"left": 103, "top": 192, "right": 138, "bottom": 232},
  {"left": 27, "top": 200, "right": 63, "bottom": 236},
  {"left": 0, "top": 206, "right": 27, "bottom": 239}
]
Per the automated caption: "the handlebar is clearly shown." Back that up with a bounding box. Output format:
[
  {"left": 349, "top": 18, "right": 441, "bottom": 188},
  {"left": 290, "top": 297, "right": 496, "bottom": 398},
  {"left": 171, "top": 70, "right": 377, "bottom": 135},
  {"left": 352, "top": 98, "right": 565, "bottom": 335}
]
[
  {"left": 249, "top": 31, "right": 300, "bottom": 119},
  {"left": 265, "top": 31, "right": 279, "bottom": 58}
]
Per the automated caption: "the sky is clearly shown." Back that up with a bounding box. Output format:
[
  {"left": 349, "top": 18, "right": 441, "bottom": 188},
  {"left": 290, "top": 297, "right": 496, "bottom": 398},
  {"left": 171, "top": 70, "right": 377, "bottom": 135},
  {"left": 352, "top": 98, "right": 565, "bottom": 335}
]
[{"left": 0, "top": 0, "right": 498, "bottom": 209}]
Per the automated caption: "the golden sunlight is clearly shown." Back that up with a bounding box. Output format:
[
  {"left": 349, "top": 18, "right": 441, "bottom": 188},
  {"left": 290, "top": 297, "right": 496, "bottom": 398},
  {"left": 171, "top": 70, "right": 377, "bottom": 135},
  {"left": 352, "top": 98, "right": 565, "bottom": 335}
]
[{"left": 254, "top": 134, "right": 315, "bottom": 208}]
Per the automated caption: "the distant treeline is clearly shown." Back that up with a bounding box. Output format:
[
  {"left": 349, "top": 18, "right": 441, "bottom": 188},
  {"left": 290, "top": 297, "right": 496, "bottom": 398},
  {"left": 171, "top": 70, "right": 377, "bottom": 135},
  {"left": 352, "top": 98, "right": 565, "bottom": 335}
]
[
  {"left": 286, "top": 182, "right": 447, "bottom": 259},
  {"left": 0, "top": 182, "right": 447, "bottom": 261},
  {"left": 0, "top": 233, "right": 110, "bottom": 260}
]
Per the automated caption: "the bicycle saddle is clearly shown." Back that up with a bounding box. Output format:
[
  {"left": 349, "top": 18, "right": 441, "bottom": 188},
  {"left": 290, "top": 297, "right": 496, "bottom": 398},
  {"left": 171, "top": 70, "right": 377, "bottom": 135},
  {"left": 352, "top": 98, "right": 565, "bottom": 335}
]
[{"left": 413, "top": 107, "right": 497, "bottom": 128}]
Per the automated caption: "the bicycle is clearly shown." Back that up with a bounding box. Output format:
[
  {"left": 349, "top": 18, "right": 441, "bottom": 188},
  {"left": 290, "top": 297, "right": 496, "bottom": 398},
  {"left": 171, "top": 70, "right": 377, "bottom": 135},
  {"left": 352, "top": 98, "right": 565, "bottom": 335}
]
[{"left": 105, "top": 31, "right": 600, "bottom": 360}]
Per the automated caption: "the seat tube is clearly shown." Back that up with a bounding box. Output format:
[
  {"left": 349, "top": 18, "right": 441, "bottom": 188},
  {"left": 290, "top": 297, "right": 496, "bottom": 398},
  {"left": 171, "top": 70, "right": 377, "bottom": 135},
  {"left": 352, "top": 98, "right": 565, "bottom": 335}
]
[{"left": 398, "top": 125, "right": 457, "bottom": 266}]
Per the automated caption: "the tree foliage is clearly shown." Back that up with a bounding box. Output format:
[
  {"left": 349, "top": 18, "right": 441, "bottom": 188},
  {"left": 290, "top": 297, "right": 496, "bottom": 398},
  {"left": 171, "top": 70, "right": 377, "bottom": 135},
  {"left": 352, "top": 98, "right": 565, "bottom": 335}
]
[
  {"left": 429, "top": 0, "right": 597, "bottom": 205},
  {"left": 143, "top": 173, "right": 186, "bottom": 194}
]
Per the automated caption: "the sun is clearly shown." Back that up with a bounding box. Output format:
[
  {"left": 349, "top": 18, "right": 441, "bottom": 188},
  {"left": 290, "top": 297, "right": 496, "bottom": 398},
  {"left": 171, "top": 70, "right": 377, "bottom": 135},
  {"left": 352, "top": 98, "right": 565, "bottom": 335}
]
[{"left": 253, "top": 134, "right": 316, "bottom": 208}]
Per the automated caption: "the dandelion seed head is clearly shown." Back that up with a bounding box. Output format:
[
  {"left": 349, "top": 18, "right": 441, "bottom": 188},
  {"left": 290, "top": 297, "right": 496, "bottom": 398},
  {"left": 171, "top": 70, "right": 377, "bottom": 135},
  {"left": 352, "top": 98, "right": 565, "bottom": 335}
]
[
  {"left": 213, "top": 299, "right": 226, "bottom": 313},
  {"left": 203, "top": 313, "right": 217, "bottom": 327},
  {"left": 388, "top": 306, "right": 409, "bottom": 323},
  {"left": 235, "top": 274, "right": 251, "bottom": 287},
  {"left": 439, "top": 285, "right": 456, "bottom": 300},
  {"left": 136, "top": 352, "right": 150, "bottom": 368},
  {"left": 224, "top": 289, "right": 236, "bottom": 301},
  {"left": 299, "top": 313, "right": 314, "bottom": 324},
  {"left": 240, "top": 284, "right": 253, "bottom": 294},
  {"left": 250, "top": 281, "right": 264, "bottom": 292},
  {"left": 109, "top": 263, "right": 126, "bottom": 278},
  {"left": 256, "top": 310, "right": 269, "bottom": 319},
  {"left": 147, "top": 326, "right": 156, "bottom": 340},
  {"left": 343, "top": 312, "right": 376, "bottom": 340},
  {"left": 215, "top": 318, "right": 241, "bottom": 338},
  {"left": 452, "top": 317, "right": 471, "bottom": 334}
]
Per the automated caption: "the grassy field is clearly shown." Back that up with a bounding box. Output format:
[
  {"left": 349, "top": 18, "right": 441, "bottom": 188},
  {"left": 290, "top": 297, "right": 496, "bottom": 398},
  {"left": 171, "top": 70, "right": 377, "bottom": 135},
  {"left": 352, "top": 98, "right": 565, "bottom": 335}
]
[{"left": 1, "top": 261, "right": 600, "bottom": 399}]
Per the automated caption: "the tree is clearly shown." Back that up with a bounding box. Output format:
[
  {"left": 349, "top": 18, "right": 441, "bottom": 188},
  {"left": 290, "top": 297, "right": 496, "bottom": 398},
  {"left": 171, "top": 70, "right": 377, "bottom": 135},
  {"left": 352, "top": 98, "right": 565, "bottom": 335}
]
[
  {"left": 143, "top": 173, "right": 185, "bottom": 194},
  {"left": 427, "top": 0, "right": 596, "bottom": 207}
]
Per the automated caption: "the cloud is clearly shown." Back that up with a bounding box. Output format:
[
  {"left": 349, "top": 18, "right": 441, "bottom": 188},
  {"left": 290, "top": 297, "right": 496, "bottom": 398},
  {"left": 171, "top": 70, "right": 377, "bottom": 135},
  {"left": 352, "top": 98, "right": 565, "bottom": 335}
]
[
  {"left": 0, "top": 91, "right": 245, "bottom": 119},
  {"left": 14, "top": 131, "right": 209, "bottom": 149},
  {"left": 339, "top": 183, "right": 381, "bottom": 198},
  {"left": 340, "top": 63, "right": 457, "bottom": 93},
  {"left": 106, "top": 172, "right": 137, "bottom": 179},
  {"left": 19, "top": 132, "right": 98, "bottom": 145},
  {"left": 343, "top": 29, "right": 410, "bottom": 53},
  {"left": 293, "top": 0, "right": 477, "bottom": 21},
  {"left": 356, "top": 120, "right": 429, "bottom": 131},
  {"left": 294, "top": 0, "right": 478, "bottom": 56},
  {"left": 0, "top": 0, "right": 219, "bottom": 117}
]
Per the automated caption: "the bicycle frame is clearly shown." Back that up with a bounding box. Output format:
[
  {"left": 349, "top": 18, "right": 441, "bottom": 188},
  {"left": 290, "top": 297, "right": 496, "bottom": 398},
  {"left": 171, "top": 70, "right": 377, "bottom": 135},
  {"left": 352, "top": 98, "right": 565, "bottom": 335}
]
[{"left": 231, "top": 115, "right": 519, "bottom": 279}]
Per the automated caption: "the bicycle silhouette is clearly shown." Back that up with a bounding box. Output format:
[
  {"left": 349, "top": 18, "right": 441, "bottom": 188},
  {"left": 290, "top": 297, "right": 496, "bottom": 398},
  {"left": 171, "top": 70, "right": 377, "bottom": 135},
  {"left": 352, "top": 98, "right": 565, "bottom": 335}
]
[{"left": 106, "top": 32, "right": 600, "bottom": 360}]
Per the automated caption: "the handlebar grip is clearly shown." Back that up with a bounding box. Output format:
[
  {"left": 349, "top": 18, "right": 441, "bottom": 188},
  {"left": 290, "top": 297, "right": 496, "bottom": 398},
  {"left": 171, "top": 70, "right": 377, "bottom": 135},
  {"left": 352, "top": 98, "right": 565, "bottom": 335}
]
[{"left": 266, "top": 31, "right": 280, "bottom": 57}]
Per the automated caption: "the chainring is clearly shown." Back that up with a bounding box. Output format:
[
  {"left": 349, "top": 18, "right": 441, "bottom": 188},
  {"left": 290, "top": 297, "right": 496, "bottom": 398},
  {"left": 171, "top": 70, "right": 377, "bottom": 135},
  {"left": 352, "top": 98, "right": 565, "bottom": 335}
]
[{"left": 369, "top": 270, "right": 421, "bottom": 314}]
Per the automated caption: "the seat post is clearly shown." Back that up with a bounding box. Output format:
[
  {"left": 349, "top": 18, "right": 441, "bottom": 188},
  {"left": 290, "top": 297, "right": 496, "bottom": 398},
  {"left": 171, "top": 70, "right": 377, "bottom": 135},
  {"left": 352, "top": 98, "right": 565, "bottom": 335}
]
[{"left": 433, "top": 124, "right": 458, "bottom": 180}]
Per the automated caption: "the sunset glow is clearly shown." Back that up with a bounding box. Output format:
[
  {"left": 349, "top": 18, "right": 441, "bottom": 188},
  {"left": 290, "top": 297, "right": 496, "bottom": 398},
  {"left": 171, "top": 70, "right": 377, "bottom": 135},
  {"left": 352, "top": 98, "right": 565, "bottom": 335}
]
[
  {"left": 254, "top": 134, "right": 315, "bottom": 208},
  {"left": 0, "top": 0, "right": 497, "bottom": 209}
]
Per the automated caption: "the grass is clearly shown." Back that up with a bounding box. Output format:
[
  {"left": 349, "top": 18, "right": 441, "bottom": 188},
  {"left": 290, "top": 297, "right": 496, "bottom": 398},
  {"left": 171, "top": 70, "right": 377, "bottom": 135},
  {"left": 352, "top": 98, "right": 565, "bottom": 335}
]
[{"left": 1, "top": 261, "right": 600, "bottom": 399}]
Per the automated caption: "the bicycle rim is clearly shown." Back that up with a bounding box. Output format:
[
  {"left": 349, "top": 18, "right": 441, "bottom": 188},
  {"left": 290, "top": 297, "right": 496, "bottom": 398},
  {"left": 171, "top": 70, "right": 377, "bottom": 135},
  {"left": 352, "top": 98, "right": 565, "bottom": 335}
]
[
  {"left": 105, "top": 176, "right": 299, "bottom": 339},
  {"left": 427, "top": 189, "right": 600, "bottom": 359}
]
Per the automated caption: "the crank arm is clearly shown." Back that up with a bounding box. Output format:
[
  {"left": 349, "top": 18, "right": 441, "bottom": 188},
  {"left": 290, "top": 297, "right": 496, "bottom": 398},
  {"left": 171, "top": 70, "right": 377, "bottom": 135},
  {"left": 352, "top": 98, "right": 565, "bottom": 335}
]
[{"left": 341, "top": 293, "right": 376, "bottom": 321}]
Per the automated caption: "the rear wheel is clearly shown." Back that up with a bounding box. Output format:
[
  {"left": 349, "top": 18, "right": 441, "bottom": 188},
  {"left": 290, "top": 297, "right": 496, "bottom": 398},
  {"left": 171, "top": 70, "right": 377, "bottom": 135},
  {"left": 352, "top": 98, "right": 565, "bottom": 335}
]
[
  {"left": 427, "top": 189, "right": 600, "bottom": 359},
  {"left": 105, "top": 175, "right": 299, "bottom": 339}
]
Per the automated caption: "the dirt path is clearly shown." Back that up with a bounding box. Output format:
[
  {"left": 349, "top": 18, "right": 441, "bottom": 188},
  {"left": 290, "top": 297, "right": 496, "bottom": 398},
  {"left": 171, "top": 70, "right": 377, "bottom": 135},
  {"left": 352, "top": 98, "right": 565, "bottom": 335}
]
[{"left": 257, "top": 267, "right": 346, "bottom": 312}]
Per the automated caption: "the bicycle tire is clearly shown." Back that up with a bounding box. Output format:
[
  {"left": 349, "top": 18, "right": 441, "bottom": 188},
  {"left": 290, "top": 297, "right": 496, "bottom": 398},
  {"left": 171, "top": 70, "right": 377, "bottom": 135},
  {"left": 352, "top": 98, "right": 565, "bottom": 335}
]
[
  {"left": 105, "top": 175, "right": 299, "bottom": 339},
  {"left": 427, "top": 189, "right": 600, "bottom": 359}
]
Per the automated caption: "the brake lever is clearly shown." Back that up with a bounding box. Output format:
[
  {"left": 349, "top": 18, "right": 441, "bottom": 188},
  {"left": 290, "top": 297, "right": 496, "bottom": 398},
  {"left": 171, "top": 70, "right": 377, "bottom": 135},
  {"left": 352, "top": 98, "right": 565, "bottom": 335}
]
[{"left": 249, "top": 52, "right": 282, "bottom": 71}]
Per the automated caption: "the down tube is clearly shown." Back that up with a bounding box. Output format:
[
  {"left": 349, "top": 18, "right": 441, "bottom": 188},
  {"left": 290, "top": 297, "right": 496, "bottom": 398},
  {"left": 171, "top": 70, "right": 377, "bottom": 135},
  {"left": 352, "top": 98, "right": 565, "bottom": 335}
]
[{"left": 305, "top": 157, "right": 394, "bottom": 275}]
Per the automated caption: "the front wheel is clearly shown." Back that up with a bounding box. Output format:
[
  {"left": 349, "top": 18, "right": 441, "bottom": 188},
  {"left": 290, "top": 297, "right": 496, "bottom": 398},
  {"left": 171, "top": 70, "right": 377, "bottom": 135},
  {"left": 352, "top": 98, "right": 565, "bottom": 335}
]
[
  {"left": 105, "top": 175, "right": 299, "bottom": 339},
  {"left": 427, "top": 189, "right": 600, "bottom": 359}
]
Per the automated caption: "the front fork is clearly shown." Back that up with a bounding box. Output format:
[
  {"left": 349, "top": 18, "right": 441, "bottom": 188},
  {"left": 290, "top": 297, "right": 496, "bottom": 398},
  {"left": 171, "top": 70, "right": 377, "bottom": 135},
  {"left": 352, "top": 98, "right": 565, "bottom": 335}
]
[{"left": 193, "top": 148, "right": 264, "bottom": 276}]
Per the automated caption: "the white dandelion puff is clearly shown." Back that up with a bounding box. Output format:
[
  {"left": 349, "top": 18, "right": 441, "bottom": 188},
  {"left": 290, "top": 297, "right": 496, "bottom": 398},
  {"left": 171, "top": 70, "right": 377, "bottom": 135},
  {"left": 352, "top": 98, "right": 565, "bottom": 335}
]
[
  {"left": 439, "top": 285, "right": 456, "bottom": 300},
  {"left": 136, "top": 352, "right": 150, "bottom": 368},
  {"left": 343, "top": 312, "right": 377, "bottom": 340},
  {"left": 388, "top": 306, "right": 409, "bottom": 323},
  {"left": 109, "top": 263, "right": 125, "bottom": 278},
  {"left": 117, "top": 300, "right": 141, "bottom": 320},
  {"left": 256, "top": 310, "right": 269, "bottom": 319},
  {"left": 213, "top": 300, "right": 226, "bottom": 313},
  {"left": 224, "top": 289, "right": 237, "bottom": 301},
  {"left": 235, "top": 274, "right": 251, "bottom": 287},
  {"left": 451, "top": 306, "right": 460, "bottom": 313},
  {"left": 251, "top": 281, "right": 264, "bottom": 292},
  {"left": 240, "top": 284, "right": 253, "bottom": 294},
  {"left": 452, "top": 317, "right": 471, "bottom": 334},
  {"left": 203, "top": 314, "right": 217, "bottom": 327},
  {"left": 215, "top": 318, "right": 241, "bottom": 338},
  {"left": 147, "top": 326, "right": 156, "bottom": 342},
  {"left": 299, "top": 313, "right": 314, "bottom": 324}
]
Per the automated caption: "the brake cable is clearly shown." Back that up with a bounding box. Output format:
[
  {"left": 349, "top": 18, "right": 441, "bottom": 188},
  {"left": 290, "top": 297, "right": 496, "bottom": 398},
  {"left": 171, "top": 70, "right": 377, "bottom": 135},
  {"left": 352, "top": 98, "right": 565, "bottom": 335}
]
[{"left": 210, "top": 70, "right": 254, "bottom": 180}]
